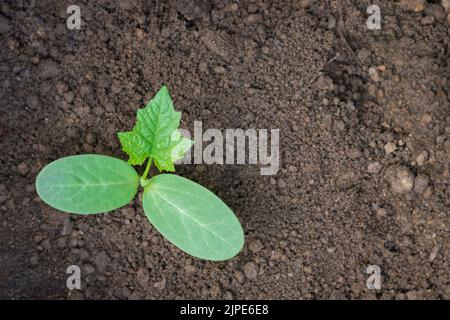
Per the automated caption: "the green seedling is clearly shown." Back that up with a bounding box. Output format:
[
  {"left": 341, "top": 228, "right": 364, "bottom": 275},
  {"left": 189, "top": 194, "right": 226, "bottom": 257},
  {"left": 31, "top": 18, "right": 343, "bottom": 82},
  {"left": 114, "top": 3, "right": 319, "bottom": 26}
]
[{"left": 36, "top": 86, "right": 244, "bottom": 261}]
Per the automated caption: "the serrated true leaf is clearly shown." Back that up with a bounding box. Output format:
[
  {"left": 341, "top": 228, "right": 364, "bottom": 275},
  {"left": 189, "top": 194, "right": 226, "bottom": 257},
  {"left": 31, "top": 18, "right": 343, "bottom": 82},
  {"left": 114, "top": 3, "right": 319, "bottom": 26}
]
[
  {"left": 117, "top": 86, "right": 193, "bottom": 171},
  {"left": 142, "top": 174, "right": 244, "bottom": 261},
  {"left": 36, "top": 155, "right": 139, "bottom": 214}
]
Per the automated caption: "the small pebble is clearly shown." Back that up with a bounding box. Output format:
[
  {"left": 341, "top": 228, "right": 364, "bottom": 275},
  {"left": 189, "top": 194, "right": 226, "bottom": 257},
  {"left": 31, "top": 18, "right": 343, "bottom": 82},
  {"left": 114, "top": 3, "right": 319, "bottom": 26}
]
[
  {"left": 82, "top": 264, "right": 95, "bottom": 275},
  {"left": 389, "top": 166, "right": 414, "bottom": 194},
  {"left": 57, "top": 237, "right": 67, "bottom": 248},
  {"left": 368, "top": 67, "right": 380, "bottom": 82},
  {"left": 367, "top": 162, "right": 382, "bottom": 174},
  {"left": 0, "top": 195, "right": 7, "bottom": 204},
  {"left": 423, "top": 186, "right": 433, "bottom": 199},
  {"left": 18, "top": 162, "right": 29, "bottom": 176},
  {"left": 95, "top": 251, "right": 111, "bottom": 271},
  {"left": 86, "top": 132, "right": 97, "bottom": 145},
  {"left": 377, "top": 89, "right": 384, "bottom": 99},
  {"left": 406, "top": 290, "right": 420, "bottom": 300},
  {"left": 184, "top": 264, "right": 197, "bottom": 274},
  {"left": 135, "top": 28, "right": 144, "bottom": 41},
  {"left": 398, "top": 0, "right": 425, "bottom": 12},
  {"left": 415, "top": 152, "right": 426, "bottom": 166},
  {"left": 243, "top": 262, "right": 258, "bottom": 280},
  {"left": 428, "top": 245, "right": 440, "bottom": 262},
  {"left": 421, "top": 15, "right": 435, "bottom": 25},
  {"left": 246, "top": 14, "right": 262, "bottom": 24},
  {"left": 249, "top": 239, "right": 264, "bottom": 253},
  {"left": 26, "top": 95, "right": 39, "bottom": 109},
  {"left": 69, "top": 238, "right": 78, "bottom": 247},
  {"left": 247, "top": 4, "right": 259, "bottom": 14},
  {"left": 377, "top": 65, "right": 386, "bottom": 72},
  {"left": 327, "top": 16, "right": 336, "bottom": 29},
  {"left": 62, "top": 218, "right": 73, "bottom": 236},
  {"left": 384, "top": 142, "right": 397, "bottom": 155},
  {"left": 348, "top": 148, "right": 361, "bottom": 159},
  {"left": 420, "top": 113, "right": 432, "bottom": 126},
  {"left": 25, "top": 184, "right": 35, "bottom": 193},
  {"left": 376, "top": 208, "right": 387, "bottom": 218},
  {"left": 244, "top": 112, "right": 255, "bottom": 123},
  {"left": 278, "top": 179, "right": 287, "bottom": 189},
  {"left": 443, "top": 0, "right": 450, "bottom": 12},
  {"left": 30, "top": 56, "right": 40, "bottom": 65},
  {"left": 413, "top": 174, "right": 429, "bottom": 194},
  {"left": 213, "top": 66, "right": 226, "bottom": 74},
  {"left": 30, "top": 254, "right": 39, "bottom": 265}
]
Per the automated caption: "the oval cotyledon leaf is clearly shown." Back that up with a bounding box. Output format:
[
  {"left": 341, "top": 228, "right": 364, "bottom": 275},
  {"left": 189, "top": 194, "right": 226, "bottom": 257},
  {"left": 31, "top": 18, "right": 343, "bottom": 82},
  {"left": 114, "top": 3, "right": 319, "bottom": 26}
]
[
  {"left": 36, "top": 155, "right": 139, "bottom": 214},
  {"left": 142, "top": 174, "right": 244, "bottom": 261}
]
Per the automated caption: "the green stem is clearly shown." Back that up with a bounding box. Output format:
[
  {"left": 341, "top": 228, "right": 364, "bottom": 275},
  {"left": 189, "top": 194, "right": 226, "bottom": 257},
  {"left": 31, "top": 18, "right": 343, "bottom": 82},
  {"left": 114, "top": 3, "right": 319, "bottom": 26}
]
[{"left": 142, "top": 158, "right": 152, "bottom": 181}]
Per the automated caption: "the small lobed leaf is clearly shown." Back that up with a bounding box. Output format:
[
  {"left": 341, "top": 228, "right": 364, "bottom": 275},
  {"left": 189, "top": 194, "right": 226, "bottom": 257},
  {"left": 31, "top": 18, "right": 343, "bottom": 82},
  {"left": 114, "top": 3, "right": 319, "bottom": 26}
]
[
  {"left": 117, "top": 131, "right": 149, "bottom": 166},
  {"left": 118, "top": 86, "right": 194, "bottom": 171},
  {"left": 36, "top": 155, "right": 139, "bottom": 214},
  {"left": 142, "top": 174, "right": 244, "bottom": 261}
]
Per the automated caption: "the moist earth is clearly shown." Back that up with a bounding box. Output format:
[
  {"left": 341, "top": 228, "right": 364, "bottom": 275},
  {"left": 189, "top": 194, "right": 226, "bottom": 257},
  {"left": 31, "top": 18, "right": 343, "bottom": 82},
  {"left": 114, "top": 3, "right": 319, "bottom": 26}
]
[{"left": 0, "top": 0, "right": 449, "bottom": 299}]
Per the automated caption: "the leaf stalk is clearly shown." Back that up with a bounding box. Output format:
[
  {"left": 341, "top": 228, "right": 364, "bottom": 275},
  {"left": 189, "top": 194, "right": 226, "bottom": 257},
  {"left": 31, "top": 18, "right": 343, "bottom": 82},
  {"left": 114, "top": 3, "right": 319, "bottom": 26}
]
[{"left": 142, "top": 158, "right": 152, "bottom": 179}]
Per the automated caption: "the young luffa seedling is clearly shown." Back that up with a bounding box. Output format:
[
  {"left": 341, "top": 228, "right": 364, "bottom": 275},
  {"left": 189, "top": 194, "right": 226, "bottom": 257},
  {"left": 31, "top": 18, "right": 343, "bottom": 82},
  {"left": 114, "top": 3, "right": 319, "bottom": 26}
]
[{"left": 36, "top": 86, "right": 244, "bottom": 261}]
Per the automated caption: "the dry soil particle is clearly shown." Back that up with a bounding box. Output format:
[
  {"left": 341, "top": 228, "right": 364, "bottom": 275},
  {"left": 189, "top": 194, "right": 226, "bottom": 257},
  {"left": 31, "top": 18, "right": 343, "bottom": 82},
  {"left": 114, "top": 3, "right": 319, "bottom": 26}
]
[{"left": 0, "top": 0, "right": 448, "bottom": 299}]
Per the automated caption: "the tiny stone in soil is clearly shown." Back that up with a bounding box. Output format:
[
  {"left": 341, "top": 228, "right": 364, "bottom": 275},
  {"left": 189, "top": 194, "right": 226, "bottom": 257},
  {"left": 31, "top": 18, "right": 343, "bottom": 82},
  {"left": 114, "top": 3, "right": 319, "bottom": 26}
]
[
  {"left": 17, "top": 162, "right": 29, "bottom": 176},
  {"left": 389, "top": 166, "right": 415, "bottom": 194},
  {"left": 384, "top": 142, "right": 397, "bottom": 155},
  {"left": 367, "top": 162, "right": 382, "bottom": 174},
  {"left": 249, "top": 239, "right": 264, "bottom": 253},
  {"left": 243, "top": 262, "right": 258, "bottom": 280}
]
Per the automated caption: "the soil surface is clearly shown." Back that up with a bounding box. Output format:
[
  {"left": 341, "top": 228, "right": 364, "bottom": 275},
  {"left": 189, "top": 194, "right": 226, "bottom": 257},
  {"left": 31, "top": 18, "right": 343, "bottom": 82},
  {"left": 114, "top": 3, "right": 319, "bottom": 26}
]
[{"left": 0, "top": 0, "right": 449, "bottom": 299}]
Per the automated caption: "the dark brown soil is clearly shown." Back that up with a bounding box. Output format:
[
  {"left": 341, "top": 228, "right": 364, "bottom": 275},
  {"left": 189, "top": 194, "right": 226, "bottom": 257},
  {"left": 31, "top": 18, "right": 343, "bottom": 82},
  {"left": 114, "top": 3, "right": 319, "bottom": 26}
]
[{"left": 0, "top": 0, "right": 449, "bottom": 299}]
